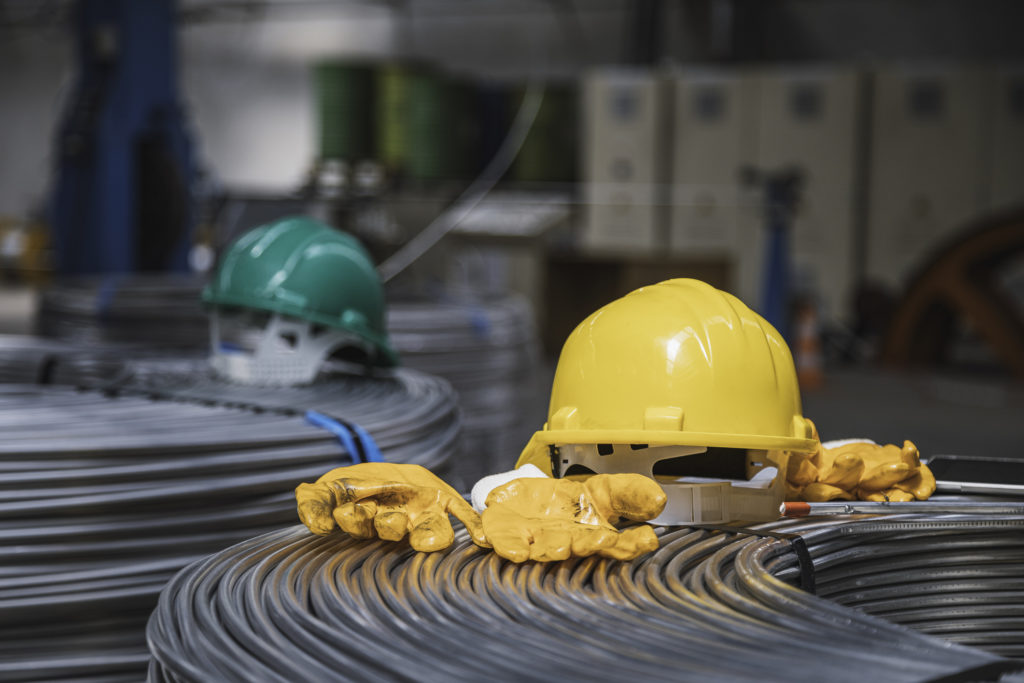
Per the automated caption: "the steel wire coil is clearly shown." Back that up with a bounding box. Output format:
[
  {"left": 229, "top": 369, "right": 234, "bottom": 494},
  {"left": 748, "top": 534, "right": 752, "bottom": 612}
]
[
  {"left": 36, "top": 277, "right": 541, "bottom": 485},
  {"left": 0, "top": 367, "right": 460, "bottom": 682},
  {"left": 37, "top": 275, "right": 210, "bottom": 350},
  {"left": 386, "top": 296, "right": 540, "bottom": 485},
  {"left": 147, "top": 515, "right": 1024, "bottom": 682}
]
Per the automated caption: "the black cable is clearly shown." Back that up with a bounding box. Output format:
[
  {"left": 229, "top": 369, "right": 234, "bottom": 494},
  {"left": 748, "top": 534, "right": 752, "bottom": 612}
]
[
  {"left": 146, "top": 515, "right": 1024, "bottom": 682},
  {"left": 0, "top": 366, "right": 460, "bottom": 682}
]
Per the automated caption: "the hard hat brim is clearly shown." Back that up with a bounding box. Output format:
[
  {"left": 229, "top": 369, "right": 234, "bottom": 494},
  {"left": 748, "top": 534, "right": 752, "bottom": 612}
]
[{"left": 530, "top": 428, "right": 818, "bottom": 454}]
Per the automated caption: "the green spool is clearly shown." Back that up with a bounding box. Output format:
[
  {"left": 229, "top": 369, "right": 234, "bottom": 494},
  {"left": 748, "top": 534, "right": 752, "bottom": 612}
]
[
  {"left": 509, "top": 83, "right": 578, "bottom": 183},
  {"left": 406, "top": 70, "right": 462, "bottom": 182},
  {"left": 314, "top": 61, "right": 374, "bottom": 161},
  {"left": 376, "top": 64, "right": 412, "bottom": 172}
]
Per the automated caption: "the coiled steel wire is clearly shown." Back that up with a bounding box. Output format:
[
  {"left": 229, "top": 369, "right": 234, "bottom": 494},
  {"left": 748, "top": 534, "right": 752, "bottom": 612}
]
[
  {"left": 0, "top": 367, "right": 459, "bottom": 682},
  {"left": 36, "top": 277, "right": 541, "bottom": 485},
  {"left": 147, "top": 515, "right": 1024, "bottom": 683},
  {"left": 385, "top": 296, "right": 540, "bottom": 486},
  {"left": 37, "top": 275, "right": 210, "bottom": 350}
]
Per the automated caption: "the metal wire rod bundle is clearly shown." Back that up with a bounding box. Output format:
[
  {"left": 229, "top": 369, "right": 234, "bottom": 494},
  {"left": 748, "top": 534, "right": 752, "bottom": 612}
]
[
  {"left": 37, "top": 275, "right": 210, "bottom": 350},
  {"left": 147, "top": 515, "right": 1024, "bottom": 683},
  {"left": 0, "top": 374, "right": 459, "bottom": 682},
  {"left": 777, "top": 516, "right": 1024, "bottom": 659},
  {"left": 387, "top": 296, "right": 541, "bottom": 486},
  {"left": 37, "top": 277, "right": 542, "bottom": 484}
]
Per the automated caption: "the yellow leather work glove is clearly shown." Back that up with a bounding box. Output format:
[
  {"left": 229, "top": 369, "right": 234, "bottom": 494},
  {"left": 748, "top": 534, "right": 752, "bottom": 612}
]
[
  {"left": 800, "top": 440, "right": 937, "bottom": 502},
  {"left": 295, "top": 463, "right": 489, "bottom": 552},
  {"left": 481, "top": 474, "right": 667, "bottom": 563},
  {"left": 783, "top": 419, "right": 823, "bottom": 500}
]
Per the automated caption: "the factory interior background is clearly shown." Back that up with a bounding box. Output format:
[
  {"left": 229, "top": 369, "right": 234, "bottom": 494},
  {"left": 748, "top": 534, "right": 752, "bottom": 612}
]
[
  {"left": 1, "top": 0, "right": 1024, "bottom": 680},
  {"left": 2, "top": 0, "right": 1022, "bottom": 457}
]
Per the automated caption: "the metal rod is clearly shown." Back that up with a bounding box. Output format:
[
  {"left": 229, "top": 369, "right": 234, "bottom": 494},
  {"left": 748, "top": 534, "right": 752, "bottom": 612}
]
[{"left": 782, "top": 500, "right": 1024, "bottom": 517}]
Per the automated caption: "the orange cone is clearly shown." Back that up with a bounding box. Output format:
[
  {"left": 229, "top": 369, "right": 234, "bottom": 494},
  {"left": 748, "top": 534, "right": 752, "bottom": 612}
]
[{"left": 795, "top": 303, "right": 824, "bottom": 390}]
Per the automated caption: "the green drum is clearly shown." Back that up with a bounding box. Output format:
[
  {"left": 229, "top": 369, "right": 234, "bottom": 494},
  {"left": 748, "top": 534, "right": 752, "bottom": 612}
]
[
  {"left": 509, "top": 83, "right": 577, "bottom": 183},
  {"left": 314, "top": 61, "right": 374, "bottom": 161}
]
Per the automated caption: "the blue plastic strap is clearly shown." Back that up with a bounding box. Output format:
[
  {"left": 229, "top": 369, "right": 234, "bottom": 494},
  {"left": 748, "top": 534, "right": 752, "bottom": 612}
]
[
  {"left": 304, "top": 410, "right": 383, "bottom": 463},
  {"left": 346, "top": 421, "right": 384, "bottom": 463},
  {"left": 95, "top": 274, "right": 123, "bottom": 319},
  {"left": 469, "top": 309, "right": 491, "bottom": 339}
]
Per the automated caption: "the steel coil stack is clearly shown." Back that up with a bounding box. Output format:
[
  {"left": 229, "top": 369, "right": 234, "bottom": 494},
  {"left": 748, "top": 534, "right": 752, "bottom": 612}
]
[
  {"left": 0, "top": 352, "right": 460, "bottom": 681},
  {"left": 146, "top": 515, "right": 1024, "bottom": 682},
  {"left": 36, "top": 277, "right": 542, "bottom": 487},
  {"left": 388, "top": 296, "right": 541, "bottom": 487},
  {"left": 36, "top": 275, "right": 209, "bottom": 351}
]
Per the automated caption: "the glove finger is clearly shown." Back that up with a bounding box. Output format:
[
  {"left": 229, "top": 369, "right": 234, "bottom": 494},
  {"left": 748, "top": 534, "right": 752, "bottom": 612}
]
[
  {"left": 374, "top": 510, "right": 410, "bottom": 542},
  {"left": 408, "top": 510, "right": 455, "bottom": 553},
  {"left": 528, "top": 528, "right": 572, "bottom": 562},
  {"left": 333, "top": 501, "right": 377, "bottom": 539},
  {"left": 801, "top": 482, "right": 855, "bottom": 502},
  {"left": 858, "top": 487, "right": 909, "bottom": 502},
  {"left": 786, "top": 456, "right": 819, "bottom": 487},
  {"left": 481, "top": 509, "right": 533, "bottom": 563},
  {"left": 819, "top": 453, "right": 864, "bottom": 489},
  {"left": 860, "top": 462, "right": 913, "bottom": 491},
  {"left": 295, "top": 482, "right": 337, "bottom": 535},
  {"left": 569, "top": 526, "right": 617, "bottom": 558},
  {"left": 882, "top": 488, "right": 915, "bottom": 502},
  {"left": 587, "top": 474, "right": 667, "bottom": 522},
  {"left": 443, "top": 494, "right": 489, "bottom": 548},
  {"left": 598, "top": 526, "right": 659, "bottom": 561},
  {"left": 892, "top": 463, "right": 936, "bottom": 500},
  {"left": 900, "top": 441, "right": 921, "bottom": 468}
]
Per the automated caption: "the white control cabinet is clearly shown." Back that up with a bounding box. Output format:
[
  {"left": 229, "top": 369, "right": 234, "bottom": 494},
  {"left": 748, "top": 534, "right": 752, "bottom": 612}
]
[
  {"left": 580, "top": 69, "right": 671, "bottom": 253},
  {"left": 866, "top": 66, "right": 989, "bottom": 290},
  {"left": 668, "top": 70, "right": 759, "bottom": 271},
  {"left": 987, "top": 66, "right": 1024, "bottom": 215},
  {"left": 739, "top": 67, "right": 863, "bottom": 324}
]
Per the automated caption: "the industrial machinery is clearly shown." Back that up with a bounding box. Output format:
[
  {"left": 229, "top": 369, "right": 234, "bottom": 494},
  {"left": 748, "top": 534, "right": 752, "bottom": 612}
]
[{"left": 51, "top": 0, "right": 195, "bottom": 275}]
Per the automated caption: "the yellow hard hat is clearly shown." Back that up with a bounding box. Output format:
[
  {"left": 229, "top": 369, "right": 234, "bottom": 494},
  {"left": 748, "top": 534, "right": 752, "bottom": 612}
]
[{"left": 517, "top": 278, "right": 817, "bottom": 475}]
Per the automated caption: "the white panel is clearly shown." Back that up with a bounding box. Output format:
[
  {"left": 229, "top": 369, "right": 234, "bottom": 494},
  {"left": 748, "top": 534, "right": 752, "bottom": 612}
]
[
  {"left": 668, "top": 70, "right": 758, "bottom": 267},
  {"left": 580, "top": 70, "right": 670, "bottom": 252},
  {"left": 987, "top": 66, "right": 1024, "bottom": 214},
  {"left": 741, "top": 67, "right": 863, "bottom": 322},
  {"left": 866, "top": 66, "right": 988, "bottom": 290}
]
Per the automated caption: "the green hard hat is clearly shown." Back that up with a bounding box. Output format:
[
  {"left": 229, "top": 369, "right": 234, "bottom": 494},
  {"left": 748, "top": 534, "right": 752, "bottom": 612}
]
[{"left": 202, "top": 216, "right": 398, "bottom": 366}]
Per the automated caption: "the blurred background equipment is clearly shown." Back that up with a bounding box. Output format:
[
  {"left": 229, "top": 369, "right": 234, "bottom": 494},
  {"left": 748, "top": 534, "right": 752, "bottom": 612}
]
[
  {"left": 50, "top": 0, "right": 195, "bottom": 275},
  {"left": 881, "top": 210, "right": 1024, "bottom": 378},
  {"left": 34, "top": 273, "right": 542, "bottom": 487}
]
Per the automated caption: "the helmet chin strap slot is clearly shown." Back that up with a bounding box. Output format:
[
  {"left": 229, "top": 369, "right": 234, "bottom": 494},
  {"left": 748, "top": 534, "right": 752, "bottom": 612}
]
[
  {"left": 559, "top": 444, "right": 709, "bottom": 478},
  {"left": 209, "top": 311, "right": 372, "bottom": 386}
]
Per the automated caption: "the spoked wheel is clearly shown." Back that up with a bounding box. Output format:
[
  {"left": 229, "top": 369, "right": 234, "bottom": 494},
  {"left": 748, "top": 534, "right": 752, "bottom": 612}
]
[{"left": 881, "top": 209, "right": 1024, "bottom": 377}]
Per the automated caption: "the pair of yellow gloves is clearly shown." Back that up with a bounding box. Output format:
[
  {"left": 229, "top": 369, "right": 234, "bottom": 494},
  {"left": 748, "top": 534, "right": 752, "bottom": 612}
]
[
  {"left": 297, "top": 463, "right": 665, "bottom": 563},
  {"left": 783, "top": 422, "right": 936, "bottom": 503},
  {"left": 297, "top": 432, "right": 936, "bottom": 563}
]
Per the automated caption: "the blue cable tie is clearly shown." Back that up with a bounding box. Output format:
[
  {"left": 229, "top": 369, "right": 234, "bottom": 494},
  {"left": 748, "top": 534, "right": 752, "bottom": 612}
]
[
  {"left": 304, "top": 410, "right": 383, "bottom": 464},
  {"left": 346, "top": 421, "right": 384, "bottom": 463},
  {"left": 470, "top": 309, "right": 491, "bottom": 339},
  {"left": 95, "top": 274, "right": 123, "bottom": 319}
]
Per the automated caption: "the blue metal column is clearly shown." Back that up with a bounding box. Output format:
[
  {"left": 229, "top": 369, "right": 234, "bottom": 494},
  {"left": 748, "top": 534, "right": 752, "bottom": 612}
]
[
  {"left": 757, "top": 169, "right": 802, "bottom": 340},
  {"left": 51, "top": 0, "right": 194, "bottom": 274}
]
